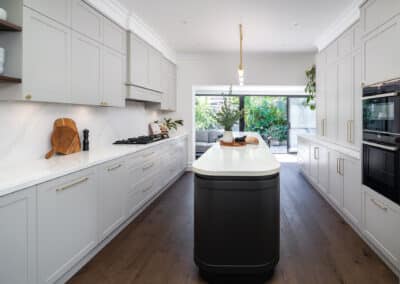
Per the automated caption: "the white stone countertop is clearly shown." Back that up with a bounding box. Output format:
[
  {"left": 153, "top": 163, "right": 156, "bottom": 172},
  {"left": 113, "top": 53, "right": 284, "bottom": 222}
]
[
  {"left": 0, "top": 134, "right": 188, "bottom": 198},
  {"left": 192, "top": 132, "right": 280, "bottom": 177}
]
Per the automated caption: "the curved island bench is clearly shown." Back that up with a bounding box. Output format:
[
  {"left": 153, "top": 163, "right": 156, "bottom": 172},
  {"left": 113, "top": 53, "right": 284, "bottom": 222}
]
[{"left": 192, "top": 133, "right": 281, "bottom": 283}]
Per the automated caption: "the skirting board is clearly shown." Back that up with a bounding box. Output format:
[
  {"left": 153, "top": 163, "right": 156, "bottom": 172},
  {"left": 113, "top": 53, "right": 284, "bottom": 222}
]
[
  {"left": 55, "top": 169, "right": 187, "bottom": 284},
  {"left": 300, "top": 169, "right": 400, "bottom": 280}
]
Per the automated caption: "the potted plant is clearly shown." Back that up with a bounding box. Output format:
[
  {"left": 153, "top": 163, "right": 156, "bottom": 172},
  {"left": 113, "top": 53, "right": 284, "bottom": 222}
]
[
  {"left": 213, "top": 97, "right": 243, "bottom": 143},
  {"left": 155, "top": 118, "right": 183, "bottom": 136},
  {"left": 305, "top": 65, "right": 316, "bottom": 110}
]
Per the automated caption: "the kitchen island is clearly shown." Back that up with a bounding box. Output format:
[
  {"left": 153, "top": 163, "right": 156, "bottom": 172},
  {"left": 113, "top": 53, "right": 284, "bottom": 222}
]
[{"left": 192, "top": 132, "right": 280, "bottom": 283}]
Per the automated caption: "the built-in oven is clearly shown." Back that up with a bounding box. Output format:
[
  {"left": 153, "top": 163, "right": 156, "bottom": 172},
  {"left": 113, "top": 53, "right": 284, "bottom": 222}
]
[{"left": 362, "top": 80, "right": 400, "bottom": 206}]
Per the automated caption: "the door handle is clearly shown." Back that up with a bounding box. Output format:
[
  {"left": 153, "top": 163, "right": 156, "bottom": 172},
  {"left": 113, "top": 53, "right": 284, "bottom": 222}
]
[
  {"left": 108, "top": 164, "right": 122, "bottom": 172},
  {"left": 337, "top": 158, "right": 339, "bottom": 174},
  {"left": 56, "top": 177, "right": 89, "bottom": 192},
  {"left": 371, "top": 198, "right": 388, "bottom": 211}
]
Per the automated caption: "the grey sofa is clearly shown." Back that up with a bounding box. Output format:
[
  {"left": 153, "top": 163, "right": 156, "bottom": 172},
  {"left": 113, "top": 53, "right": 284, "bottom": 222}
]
[{"left": 196, "top": 130, "right": 223, "bottom": 156}]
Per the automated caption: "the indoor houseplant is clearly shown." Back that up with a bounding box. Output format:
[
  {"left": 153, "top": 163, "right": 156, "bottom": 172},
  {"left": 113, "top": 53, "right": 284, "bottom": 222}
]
[
  {"left": 155, "top": 118, "right": 184, "bottom": 136},
  {"left": 213, "top": 97, "right": 243, "bottom": 143},
  {"left": 305, "top": 65, "right": 316, "bottom": 110}
]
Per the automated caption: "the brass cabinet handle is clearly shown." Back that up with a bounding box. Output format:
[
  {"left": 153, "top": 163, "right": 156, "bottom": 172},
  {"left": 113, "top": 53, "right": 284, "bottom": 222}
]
[
  {"left": 142, "top": 162, "right": 154, "bottom": 171},
  {"left": 371, "top": 198, "right": 388, "bottom": 211},
  {"left": 316, "top": 147, "right": 319, "bottom": 160},
  {"left": 322, "top": 119, "right": 326, "bottom": 136},
  {"left": 108, "top": 164, "right": 122, "bottom": 172},
  {"left": 25, "top": 94, "right": 32, "bottom": 100},
  {"left": 56, "top": 177, "right": 89, "bottom": 192},
  {"left": 340, "top": 158, "right": 344, "bottom": 176},
  {"left": 337, "top": 158, "right": 339, "bottom": 174},
  {"left": 350, "top": 120, "right": 353, "bottom": 143}
]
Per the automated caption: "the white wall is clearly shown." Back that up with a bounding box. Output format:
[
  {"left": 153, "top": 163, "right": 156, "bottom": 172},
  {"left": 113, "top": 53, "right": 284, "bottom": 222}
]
[
  {"left": 0, "top": 101, "right": 163, "bottom": 165},
  {"left": 175, "top": 52, "right": 315, "bottom": 165}
]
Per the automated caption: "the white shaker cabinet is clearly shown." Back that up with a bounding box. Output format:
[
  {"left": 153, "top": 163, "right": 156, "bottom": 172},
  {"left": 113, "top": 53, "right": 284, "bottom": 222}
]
[
  {"left": 310, "top": 144, "right": 319, "bottom": 183},
  {"left": 362, "top": 15, "right": 400, "bottom": 85},
  {"left": 71, "top": 0, "right": 103, "bottom": 42},
  {"left": 148, "top": 48, "right": 162, "bottom": 92},
  {"left": 37, "top": 169, "right": 98, "bottom": 284},
  {"left": 316, "top": 52, "right": 326, "bottom": 137},
  {"left": 103, "top": 18, "right": 127, "bottom": 54},
  {"left": 342, "top": 156, "right": 362, "bottom": 227},
  {"left": 361, "top": 0, "right": 400, "bottom": 35},
  {"left": 23, "top": 8, "right": 71, "bottom": 103},
  {"left": 24, "top": 0, "right": 71, "bottom": 26},
  {"left": 102, "top": 47, "right": 126, "bottom": 107},
  {"left": 325, "top": 63, "right": 338, "bottom": 140},
  {"left": 318, "top": 146, "right": 329, "bottom": 193},
  {"left": 328, "top": 150, "right": 343, "bottom": 209},
  {"left": 129, "top": 33, "right": 149, "bottom": 89},
  {"left": 338, "top": 55, "right": 353, "bottom": 145},
  {"left": 298, "top": 138, "right": 310, "bottom": 175},
  {"left": 98, "top": 160, "right": 127, "bottom": 241},
  {"left": 71, "top": 32, "right": 102, "bottom": 105},
  {"left": 0, "top": 187, "right": 36, "bottom": 284},
  {"left": 161, "top": 58, "right": 177, "bottom": 111}
]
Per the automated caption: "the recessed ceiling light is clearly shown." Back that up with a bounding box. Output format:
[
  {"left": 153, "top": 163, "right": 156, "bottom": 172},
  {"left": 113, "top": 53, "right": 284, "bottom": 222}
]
[{"left": 293, "top": 22, "right": 299, "bottom": 27}]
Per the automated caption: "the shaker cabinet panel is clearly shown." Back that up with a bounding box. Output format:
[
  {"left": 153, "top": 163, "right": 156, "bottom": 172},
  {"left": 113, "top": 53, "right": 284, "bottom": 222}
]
[
  {"left": 325, "top": 63, "right": 338, "bottom": 140},
  {"left": 148, "top": 48, "right": 162, "bottom": 92},
  {"left": 71, "top": 32, "right": 102, "bottom": 105},
  {"left": 343, "top": 157, "right": 362, "bottom": 227},
  {"left": 328, "top": 150, "right": 343, "bottom": 209},
  {"left": 318, "top": 146, "right": 329, "bottom": 193},
  {"left": 129, "top": 33, "right": 148, "bottom": 88},
  {"left": 24, "top": 0, "right": 71, "bottom": 26},
  {"left": 71, "top": 0, "right": 103, "bottom": 42},
  {"left": 352, "top": 50, "right": 362, "bottom": 148},
  {"left": 361, "top": 0, "right": 400, "bottom": 35},
  {"left": 338, "top": 55, "right": 353, "bottom": 145},
  {"left": 37, "top": 169, "right": 98, "bottom": 284},
  {"left": 363, "top": 16, "right": 400, "bottom": 85},
  {"left": 23, "top": 8, "right": 71, "bottom": 103},
  {"left": 102, "top": 47, "right": 126, "bottom": 107},
  {"left": 0, "top": 188, "right": 36, "bottom": 284},
  {"left": 103, "top": 18, "right": 126, "bottom": 54}
]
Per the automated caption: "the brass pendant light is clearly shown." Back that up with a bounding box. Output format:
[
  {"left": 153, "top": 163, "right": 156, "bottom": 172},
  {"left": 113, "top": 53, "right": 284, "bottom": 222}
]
[{"left": 238, "top": 24, "right": 244, "bottom": 86}]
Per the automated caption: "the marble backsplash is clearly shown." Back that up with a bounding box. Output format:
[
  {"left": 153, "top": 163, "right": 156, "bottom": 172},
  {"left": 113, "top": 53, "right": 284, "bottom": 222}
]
[{"left": 0, "top": 100, "right": 164, "bottom": 165}]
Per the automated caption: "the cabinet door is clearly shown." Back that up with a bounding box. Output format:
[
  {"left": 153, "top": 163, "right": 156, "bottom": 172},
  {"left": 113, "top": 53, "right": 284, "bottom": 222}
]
[
  {"left": 325, "top": 63, "right": 338, "bottom": 140},
  {"left": 168, "top": 62, "right": 177, "bottom": 111},
  {"left": 338, "top": 28, "right": 353, "bottom": 57},
  {"left": 318, "top": 146, "right": 329, "bottom": 193},
  {"left": 23, "top": 8, "right": 71, "bottom": 103},
  {"left": 148, "top": 47, "right": 162, "bottom": 92},
  {"left": 310, "top": 145, "right": 319, "bottom": 183},
  {"left": 328, "top": 150, "right": 343, "bottom": 208},
  {"left": 102, "top": 47, "right": 126, "bottom": 107},
  {"left": 24, "top": 0, "right": 70, "bottom": 25},
  {"left": 71, "top": 32, "right": 102, "bottom": 105},
  {"left": 343, "top": 157, "right": 362, "bottom": 227},
  {"left": 361, "top": 0, "right": 400, "bottom": 35},
  {"left": 316, "top": 53, "right": 326, "bottom": 136},
  {"left": 129, "top": 33, "right": 148, "bottom": 88},
  {"left": 71, "top": 0, "right": 103, "bottom": 42},
  {"left": 160, "top": 57, "right": 170, "bottom": 110},
  {"left": 363, "top": 16, "right": 400, "bottom": 85},
  {"left": 0, "top": 188, "right": 36, "bottom": 284},
  {"left": 37, "top": 169, "right": 97, "bottom": 284},
  {"left": 352, "top": 50, "right": 362, "bottom": 148},
  {"left": 364, "top": 190, "right": 400, "bottom": 267},
  {"left": 103, "top": 18, "right": 126, "bottom": 54},
  {"left": 98, "top": 160, "right": 127, "bottom": 240},
  {"left": 338, "top": 55, "right": 353, "bottom": 145},
  {"left": 298, "top": 139, "right": 310, "bottom": 175}
]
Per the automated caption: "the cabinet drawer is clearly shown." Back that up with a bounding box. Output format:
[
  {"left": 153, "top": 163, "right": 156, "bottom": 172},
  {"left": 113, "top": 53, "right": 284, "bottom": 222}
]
[
  {"left": 103, "top": 18, "right": 126, "bottom": 54},
  {"left": 361, "top": 0, "right": 400, "bottom": 35},
  {"left": 363, "top": 16, "right": 400, "bottom": 85},
  {"left": 128, "top": 85, "right": 162, "bottom": 103},
  {"left": 364, "top": 190, "right": 400, "bottom": 266},
  {"left": 71, "top": 0, "right": 103, "bottom": 42}
]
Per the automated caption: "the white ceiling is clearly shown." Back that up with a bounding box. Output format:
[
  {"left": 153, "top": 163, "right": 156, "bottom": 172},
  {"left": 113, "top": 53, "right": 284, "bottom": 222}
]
[{"left": 118, "top": 0, "right": 354, "bottom": 53}]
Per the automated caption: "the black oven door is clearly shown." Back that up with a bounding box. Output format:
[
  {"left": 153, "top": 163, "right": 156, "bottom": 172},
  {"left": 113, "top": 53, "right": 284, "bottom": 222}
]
[
  {"left": 363, "top": 142, "right": 400, "bottom": 205},
  {"left": 363, "top": 94, "right": 400, "bottom": 134}
]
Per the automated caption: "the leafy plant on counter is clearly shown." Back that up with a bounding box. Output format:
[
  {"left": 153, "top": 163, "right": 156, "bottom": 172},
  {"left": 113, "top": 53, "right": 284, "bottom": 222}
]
[
  {"left": 155, "top": 118, "right": 184, "bottom": 131},
  {"left": 305, "top": 65, "right": 316, "bottom": 110},
  {"left": 212, "top": 96, "right": 243, "bottom": 131}
]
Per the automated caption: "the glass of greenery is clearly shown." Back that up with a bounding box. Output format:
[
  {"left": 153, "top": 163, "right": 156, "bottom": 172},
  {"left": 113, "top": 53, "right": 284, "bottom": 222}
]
[{"left": 213, "top": 97, "right": 243, "bottom": 143}]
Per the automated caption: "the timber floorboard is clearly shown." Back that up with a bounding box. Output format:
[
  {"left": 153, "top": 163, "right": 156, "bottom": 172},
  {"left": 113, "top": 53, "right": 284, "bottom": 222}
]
[{"left": 69, "top": 163, "right": 398, "bottom": 284}]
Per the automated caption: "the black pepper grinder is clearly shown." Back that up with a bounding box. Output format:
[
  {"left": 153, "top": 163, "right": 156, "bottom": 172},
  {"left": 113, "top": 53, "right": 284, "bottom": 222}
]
[{"left": 83, "top": 129, "right": 89, "bottom": 151}]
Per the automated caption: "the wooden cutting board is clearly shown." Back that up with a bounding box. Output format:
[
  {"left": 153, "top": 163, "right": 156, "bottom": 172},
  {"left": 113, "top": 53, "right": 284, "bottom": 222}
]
[{"left": 45, "top": 118, "right": 81, "bottom": 159}]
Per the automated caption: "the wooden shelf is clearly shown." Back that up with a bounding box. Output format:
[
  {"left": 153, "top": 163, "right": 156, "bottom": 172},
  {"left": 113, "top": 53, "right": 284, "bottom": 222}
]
[
  {"left": 0, "top": 75, "right": 22, "bottom": 83},
  {"left": 0, "top": 19, "right": 22, "bottom": 32}
]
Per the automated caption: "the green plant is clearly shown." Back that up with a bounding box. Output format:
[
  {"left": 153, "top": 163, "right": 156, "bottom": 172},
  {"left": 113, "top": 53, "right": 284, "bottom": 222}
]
[
  {"left": 305, "top": 65, "right": 316, "bottom": 110},
  {"left": 155, "top": 118, "right": 183, "bottom": 131},
  {"left": 195, "top": 97, "right": 217, "bottom": 130},
  {"left": 213, "top": 97, "right": 243, "bottom": 131}
]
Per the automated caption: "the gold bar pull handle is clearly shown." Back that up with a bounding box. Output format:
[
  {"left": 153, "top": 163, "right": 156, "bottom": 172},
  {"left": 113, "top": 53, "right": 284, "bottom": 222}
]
[
  {"left": 371, "top": 198, "right": 388, "bottom": 211},
  {"left": 108, "top": 164, "right": 122, "bottom": 172},
  {"left": 56, "top": 177, "right": 89, "bottom": 192}
]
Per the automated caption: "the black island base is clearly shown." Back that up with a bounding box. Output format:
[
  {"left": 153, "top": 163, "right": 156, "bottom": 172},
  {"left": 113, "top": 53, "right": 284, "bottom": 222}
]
[{"left": 194, "top": 173, "right": 280, "bottom": 284}]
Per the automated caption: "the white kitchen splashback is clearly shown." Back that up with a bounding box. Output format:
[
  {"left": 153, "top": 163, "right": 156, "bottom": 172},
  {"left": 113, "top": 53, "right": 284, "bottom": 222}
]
[{"left": 0, "top": 101, "right": 161, "bottom": 165}]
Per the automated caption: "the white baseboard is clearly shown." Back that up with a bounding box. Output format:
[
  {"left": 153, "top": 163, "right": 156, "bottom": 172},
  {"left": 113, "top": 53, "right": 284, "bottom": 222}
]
[{"left": 56, "top": 170, "right": 186, "bottom": 284}]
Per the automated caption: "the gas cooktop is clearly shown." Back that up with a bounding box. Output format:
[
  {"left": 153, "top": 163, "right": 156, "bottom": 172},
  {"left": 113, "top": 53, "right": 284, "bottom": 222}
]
[{"left": 113, "top": 135, "right": 165, "bottom": 145}]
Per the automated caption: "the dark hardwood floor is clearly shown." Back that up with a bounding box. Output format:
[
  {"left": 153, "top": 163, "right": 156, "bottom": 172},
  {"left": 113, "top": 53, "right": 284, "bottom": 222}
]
[{"left": 69, "top": 163, "right": 398, "bottom": 284}]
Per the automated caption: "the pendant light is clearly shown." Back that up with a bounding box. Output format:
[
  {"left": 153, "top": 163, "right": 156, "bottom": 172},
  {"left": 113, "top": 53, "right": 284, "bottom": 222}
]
[{"left": 238, "top": 24, "right": 244, "bottom": 86}]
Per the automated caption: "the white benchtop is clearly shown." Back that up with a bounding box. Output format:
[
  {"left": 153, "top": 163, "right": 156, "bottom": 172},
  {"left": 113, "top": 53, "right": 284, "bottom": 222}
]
[
  {"left": 298, "top": 134, "right": 361, "bottom": 160},
  {"left": 0, "top": 134, "right": 187, "bottom": 198},
  {"left": 192, "top": 132, "right": 280, "bottom": 177}
]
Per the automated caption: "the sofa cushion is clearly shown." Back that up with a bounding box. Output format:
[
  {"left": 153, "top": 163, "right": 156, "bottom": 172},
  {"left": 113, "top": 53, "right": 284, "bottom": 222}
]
[
  {"left": 208, "top": 130, "right": 222, "bottom": 143},
  {"left": 196, "top": 130, "right": 209, "bottom": 143},
  {"left": 196, "top": 142, "right": 213, "bottom": 154}
]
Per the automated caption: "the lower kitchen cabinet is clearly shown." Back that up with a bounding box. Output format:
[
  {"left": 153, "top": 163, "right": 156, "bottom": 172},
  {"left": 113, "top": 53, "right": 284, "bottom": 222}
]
[
  {"left": 0, "top": 187, "right": 36, "bottom": 284},
  {"left": 318, "top": 146, "right": 329, "bottom": 193},
  {"left": 310, "top": 144, "right": 319, "bottom": 183},
  {"left": 328, "top": 150, "right": 344, "bottom": 208},
  {"left": 37, "top": 168, "right": 98, "bottom": 284},
  {"left": 364, "top": 189, "right": 400, "bottom": 268},
  {"left": 342, "top": 156, "right": 362, "bottom": 227},
  {"left": 98, "top": 159, "right": 127, "bottom": 240},
  {"left": 298, "top": 138, "right": 310, "bottom": 175}
]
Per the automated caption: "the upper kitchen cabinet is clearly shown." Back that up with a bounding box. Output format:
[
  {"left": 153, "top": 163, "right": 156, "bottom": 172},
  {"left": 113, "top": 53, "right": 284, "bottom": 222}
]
[
  {"left": 24, "top": 0, "right": 71, "bottom": 26},
  {"left": 23, "top": 8, "right": 71, "bottom": 103},
  {"left": 71, "top": 0, "right": 103, "bottom": 42},
  {"left": 102, "top": 47, "right": 126, "bottom": 107},
  {"left": 361, "top": 0, "right": 400, "bottom": 36},
  {"left": 103, "top": 18, "right": 127, "bottom": 55},
  {"left": 127, "top": 32, "right": 165, "bottom": 103},
  {"left": 161, "top": 57, "right": 177, "bottom": 111},
  {"left": 362, "top": 15, "right": 400, "bottom": 85}
]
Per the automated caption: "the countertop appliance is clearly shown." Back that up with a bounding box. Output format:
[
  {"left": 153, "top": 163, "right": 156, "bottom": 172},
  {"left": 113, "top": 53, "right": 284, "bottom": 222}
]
[
  {"left": 362, "top": 80, "right": 400, "bottom": 206},
  {"left": 113, "top": 134, "right": 165, "bottom": 145}
]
